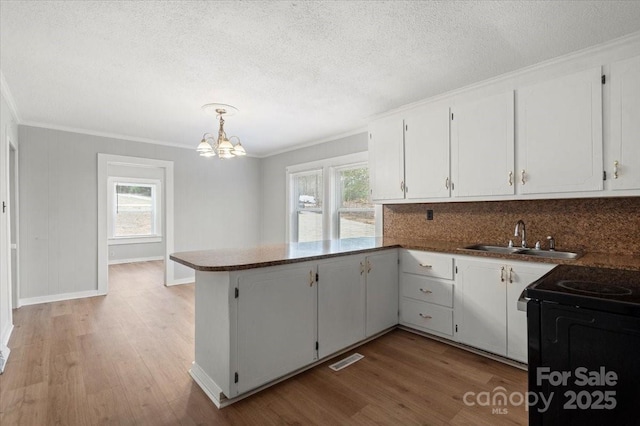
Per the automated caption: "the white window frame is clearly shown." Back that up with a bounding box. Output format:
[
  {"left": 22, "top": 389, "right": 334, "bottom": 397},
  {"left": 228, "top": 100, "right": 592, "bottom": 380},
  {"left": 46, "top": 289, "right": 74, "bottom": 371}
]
[
  {"left": 107, "top": 176, "right": 162, "bottom": 245},
  {"left": 285, "top": 152, "right": 381, "bottom": 242},
  {"left": 333, "top": 162, "right": 376, "bottom": 240}
]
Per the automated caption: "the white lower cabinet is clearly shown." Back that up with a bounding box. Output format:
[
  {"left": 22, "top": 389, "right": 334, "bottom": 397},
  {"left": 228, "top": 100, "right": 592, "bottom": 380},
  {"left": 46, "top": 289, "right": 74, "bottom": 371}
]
[
  {"left": 317, "top": 255, "right": 366, "bottom": 358},
  {"left": 236, "top": 264, "right": 318, "bottom": 394},
  {"left": 399, "top": 250, "right": 455, "bottom": 338},
  {"left": 225, "top": 249, "right": 399, "bottom": 401},
  {"left": 454, "top": 256, "right": 554, "bottom": 362},
  {"left": 365, "top": 250, "right": 400, "bottom": 337}
]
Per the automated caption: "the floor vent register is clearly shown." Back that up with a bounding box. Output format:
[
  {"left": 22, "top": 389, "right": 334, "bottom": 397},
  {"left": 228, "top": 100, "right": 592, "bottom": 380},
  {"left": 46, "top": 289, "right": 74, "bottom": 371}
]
[{"left": 329, "top": 353, "right": 364, "bottom": 371}]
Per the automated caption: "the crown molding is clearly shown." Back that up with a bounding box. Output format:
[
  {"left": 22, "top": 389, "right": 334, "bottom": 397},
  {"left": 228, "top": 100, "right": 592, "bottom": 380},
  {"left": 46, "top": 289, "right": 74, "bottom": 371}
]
[
  {"left": 0, "top": 70, "right": 21, "bottom": 123},
  {"left": 20, "top": 121, "right": 199, "bottom": 151},
  {"left": 368, "top": 30, "right": 640, "bottom": 121},
  {"left": 259, "top": 126, "right": 368, "bottom": 159}
]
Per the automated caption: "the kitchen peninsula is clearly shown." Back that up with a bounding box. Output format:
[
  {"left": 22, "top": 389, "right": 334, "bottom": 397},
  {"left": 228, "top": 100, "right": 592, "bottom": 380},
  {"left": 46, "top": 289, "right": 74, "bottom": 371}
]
[
  {"left": 170, "top": 237, "right": 401, "bottom": 408},
  {"left": 171, "top": 236, "right": 640, "bottom": 408}
]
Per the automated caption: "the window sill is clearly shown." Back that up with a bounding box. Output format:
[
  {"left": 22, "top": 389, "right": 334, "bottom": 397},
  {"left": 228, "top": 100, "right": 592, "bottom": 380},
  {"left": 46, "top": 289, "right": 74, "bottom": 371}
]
[{"left": 108, "top": 236, "right": 162, "bottom": 245}]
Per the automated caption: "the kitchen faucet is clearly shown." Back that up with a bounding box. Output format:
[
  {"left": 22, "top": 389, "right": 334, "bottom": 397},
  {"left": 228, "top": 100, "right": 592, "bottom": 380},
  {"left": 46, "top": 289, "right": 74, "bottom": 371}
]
[{"left": 514, "top": 220, "right": 526, "bottom": 248}]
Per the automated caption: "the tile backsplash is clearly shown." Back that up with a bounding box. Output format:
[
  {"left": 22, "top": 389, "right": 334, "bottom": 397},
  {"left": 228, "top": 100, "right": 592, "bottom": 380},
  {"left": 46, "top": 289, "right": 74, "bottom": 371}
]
[{"left": 383, "top": 197, "right": 640, "bottom": 255}]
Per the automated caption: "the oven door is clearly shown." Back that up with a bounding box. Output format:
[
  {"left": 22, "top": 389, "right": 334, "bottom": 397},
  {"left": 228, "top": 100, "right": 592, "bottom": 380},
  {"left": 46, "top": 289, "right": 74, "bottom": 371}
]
[{"left": 529, "top": 301, "right": 640, "bottom": 425}]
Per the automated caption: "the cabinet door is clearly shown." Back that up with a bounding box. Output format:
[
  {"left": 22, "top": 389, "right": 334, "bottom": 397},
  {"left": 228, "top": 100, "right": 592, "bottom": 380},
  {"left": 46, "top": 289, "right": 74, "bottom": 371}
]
[
  {"left": 404, "top": 103, "right": 451, "bottom": 199},
  {"left": 317, "top": 256, "right": 365, "bottom": 358},
  {"left": 517, "top": 67, "right": 603, "bottom": 194},
  {"left": 505, "top": 262, "right": 554, "bottom": 363},
  {"left": 454, "top": 258, "right": 507, "bottom": 356},
  {"left": 368, "top": 114, "right": 405, "bottom": 202},
  {"left": 236, "top": 265, "right": 317, "bottom": 394},
  {"left": 610, "top": 55, "right": 640, "bottom": 190},
  {"left": 451, "top": 92, "right": 515, "bottom": 197},
  {"left": 365, "top": 250, "right": 399, "bottom": 337}
]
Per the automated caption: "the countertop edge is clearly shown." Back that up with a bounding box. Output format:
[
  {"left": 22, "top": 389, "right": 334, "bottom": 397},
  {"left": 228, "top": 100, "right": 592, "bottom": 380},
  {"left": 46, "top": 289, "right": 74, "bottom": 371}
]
[
  {"left": 171, "top": 239, "right": 640, "bottom": 272},
  {"left": 170, "top": 245, "right": 402, "bottom": 272}
]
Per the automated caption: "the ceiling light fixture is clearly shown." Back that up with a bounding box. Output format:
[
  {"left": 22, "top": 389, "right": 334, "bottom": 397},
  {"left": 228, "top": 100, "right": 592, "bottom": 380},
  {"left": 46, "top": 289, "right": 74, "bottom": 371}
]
[{"left": 196, "top": 103, "right": 246, "bottom": 159}]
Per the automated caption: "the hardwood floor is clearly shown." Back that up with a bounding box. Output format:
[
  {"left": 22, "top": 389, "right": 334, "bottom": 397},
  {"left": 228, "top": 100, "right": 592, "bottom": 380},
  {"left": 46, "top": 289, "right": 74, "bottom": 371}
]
[{"left": 1, "top": 261, "right": 529, "bottom": 425}]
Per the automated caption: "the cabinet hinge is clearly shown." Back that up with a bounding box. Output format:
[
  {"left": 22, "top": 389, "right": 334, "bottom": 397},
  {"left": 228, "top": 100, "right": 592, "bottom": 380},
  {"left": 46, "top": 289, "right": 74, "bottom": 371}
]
[
  {"left": 602, "top": 75, "right": 606, "bottom": 85},
  {"left": 234, "top": 372, "right": 239, "bottom": 383},
  {"left": 235, "top": 287, "right": 239, "bottom": 298},
  {"left": 315, "top": 341, "right": 319, "bottom": 351},
  {"left": 316, "top": 273, "right": 319, "bottom": 283},
  {"left": 603, "top": 170, "right": 607, "bottom": 181}
]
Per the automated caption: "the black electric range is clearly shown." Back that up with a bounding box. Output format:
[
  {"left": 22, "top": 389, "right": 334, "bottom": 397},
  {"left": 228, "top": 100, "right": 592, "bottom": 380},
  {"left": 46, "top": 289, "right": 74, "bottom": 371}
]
[{"left": 525, "top": 265, "right": 640, "bottom": 425}]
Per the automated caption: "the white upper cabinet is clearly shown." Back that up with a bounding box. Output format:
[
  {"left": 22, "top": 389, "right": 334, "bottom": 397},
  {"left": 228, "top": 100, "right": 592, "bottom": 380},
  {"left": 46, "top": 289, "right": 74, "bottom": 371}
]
[
  {"left": 404, "top": 103, "right": 451, "bottom": 199},
  {"left": 516, "top": 67, "right": 603, "bottom": 194},
  {"left": 609, "top": 55, "right": 640, "bottom": 191},
  {"left": 451, "top": 91, "right": 515, "bottom": 198},
  {"left": 368, "top": 114, "right": 405, "bottom": 202}
]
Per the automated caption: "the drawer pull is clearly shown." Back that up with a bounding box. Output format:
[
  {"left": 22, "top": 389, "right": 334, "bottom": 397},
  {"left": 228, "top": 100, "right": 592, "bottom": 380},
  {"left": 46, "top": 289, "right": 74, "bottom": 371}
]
[
  {"left": 419, "top": 313, "right": 433, "bottom": 319},
  {"left": 419, "top": 288, "right": 433, "bottom": 294},
  {"left": 419, "top": 263, "right": 433, "bottom": 269}
]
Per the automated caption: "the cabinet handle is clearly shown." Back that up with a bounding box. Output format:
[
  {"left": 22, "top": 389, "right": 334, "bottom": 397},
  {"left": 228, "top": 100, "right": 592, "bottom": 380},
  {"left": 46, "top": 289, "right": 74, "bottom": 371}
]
[
  {"left": 614, "top": 161, "right": 619, "bottom": 179},
  {"left": 309, "top": 270, "right": 314, "bottom": 286},
  {"left": 521, "top": 170, "right": 526, "bottom": 185},
  {"left": 419, "top": 313, "right": 433, "bottom": 319},
  {"left": 359, "top": 261, "right": 364, "bottom": 275},
  {"left": 500, "top": 266, "right": 505, "bottom": 282},
  {"left": 419, "top": 288, "right": 433, "bottom": 294},
  {"left": 508, "top": 267, "right": 513, "bottom": 284},
  {"left": 445, "top": 177, "right": 450, "bottom": 189},
  {"left": 400, "top": 181, "right": 405, "bottom": 192},
  {"left": 367, "top": 260, "right": 372, "bottom": 273},
  {"left": 419, "top": 263, "right": 432, "bottom": 269},
  {"left": 508, "top": 171, "right": 513, "bottom": 186}
]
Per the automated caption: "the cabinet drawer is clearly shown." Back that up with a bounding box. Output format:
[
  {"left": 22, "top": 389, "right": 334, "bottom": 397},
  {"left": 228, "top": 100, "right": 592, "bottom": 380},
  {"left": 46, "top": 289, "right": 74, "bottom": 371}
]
[
  {"left": 400, "top": 298, "right": 453, "bottom": 336},
  {"left": 400, "top": 250, "right": 454, "bottom": 280},
  {"left": 400, "top": 274, "right": 453, "bottom": 308}
]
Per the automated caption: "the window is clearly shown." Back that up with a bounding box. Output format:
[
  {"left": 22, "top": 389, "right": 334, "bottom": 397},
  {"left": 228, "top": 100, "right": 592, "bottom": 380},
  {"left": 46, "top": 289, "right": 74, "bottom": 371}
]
[
  {"left": 336, "top": 166, "right": 375, "bottom": 239},
  {"left": 108, "top": 178, "right": 162, "bottom": 244},
  {"left": 292, "top": 170, "right": 323, "bottom": 242},
  {"left": 287, "top": 153, "right": 377, "bottom": 242}
]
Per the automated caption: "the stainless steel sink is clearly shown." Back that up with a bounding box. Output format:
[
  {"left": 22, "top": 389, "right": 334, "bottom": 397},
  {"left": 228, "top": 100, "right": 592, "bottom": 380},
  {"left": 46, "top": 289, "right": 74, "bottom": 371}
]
[
  {"left": 518, "top": 249, "right": 581, "bottom": 260},
  {"left": 462, "top": 244, "right": 581, "bottom": 260},
  {"left": 463, "top": 244, "right": 526, "bottom": 254}
]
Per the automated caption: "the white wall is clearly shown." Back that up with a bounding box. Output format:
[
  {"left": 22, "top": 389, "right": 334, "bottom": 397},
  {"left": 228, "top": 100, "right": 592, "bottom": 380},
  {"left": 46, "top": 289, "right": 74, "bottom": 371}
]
[
  {"left": 18, "top": 125, "right": 261, "bottom": 301},
  {"left": 0, "top": 90, "right": 19, "bottom": 356},
  {"left": 259, "top": 132, "right": 368, "bottom": 243}
]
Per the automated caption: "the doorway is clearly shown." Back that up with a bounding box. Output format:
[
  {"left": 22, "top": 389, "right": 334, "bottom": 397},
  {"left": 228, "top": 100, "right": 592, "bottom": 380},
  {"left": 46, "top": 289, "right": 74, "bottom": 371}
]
[{"left": 97, "top": 154, "right": 175, "bottom": 295}]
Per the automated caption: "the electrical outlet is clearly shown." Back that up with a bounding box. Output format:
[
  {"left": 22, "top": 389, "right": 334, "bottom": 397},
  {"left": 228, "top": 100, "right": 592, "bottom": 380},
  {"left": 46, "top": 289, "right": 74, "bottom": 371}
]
[{"left": 426, "top": 210, "right": 434, "bottom": 220}]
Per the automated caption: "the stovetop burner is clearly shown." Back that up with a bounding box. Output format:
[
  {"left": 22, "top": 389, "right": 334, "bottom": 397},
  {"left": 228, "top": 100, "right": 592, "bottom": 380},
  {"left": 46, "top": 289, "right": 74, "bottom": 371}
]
[
  {"left": 557, "top": 280, "right": 634, "bottom": 296},
  {"left": 526, "top": 265, "right": 640, "bottom": 317}
]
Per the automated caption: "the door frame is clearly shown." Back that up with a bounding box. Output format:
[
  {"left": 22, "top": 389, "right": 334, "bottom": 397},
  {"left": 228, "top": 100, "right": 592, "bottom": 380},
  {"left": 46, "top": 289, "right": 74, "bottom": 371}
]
[
  {"left": 8, "top": 136, "right": 19, "bottom": 308},
  {"left": 97, "top": 154, "right": 175, "bottom": 294}
]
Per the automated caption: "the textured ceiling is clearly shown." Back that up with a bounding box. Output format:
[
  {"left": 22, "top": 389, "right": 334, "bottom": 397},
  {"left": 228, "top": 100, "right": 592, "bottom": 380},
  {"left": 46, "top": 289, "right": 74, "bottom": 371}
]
[{"left": 2, "top": 1, "right": 640, "bottom": 156}]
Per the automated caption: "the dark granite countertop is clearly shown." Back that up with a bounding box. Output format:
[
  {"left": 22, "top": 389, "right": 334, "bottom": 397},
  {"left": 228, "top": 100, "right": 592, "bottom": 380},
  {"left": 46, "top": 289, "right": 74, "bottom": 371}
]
[{"left": 170, "top": 237, "right": 640, "bottom": 272}]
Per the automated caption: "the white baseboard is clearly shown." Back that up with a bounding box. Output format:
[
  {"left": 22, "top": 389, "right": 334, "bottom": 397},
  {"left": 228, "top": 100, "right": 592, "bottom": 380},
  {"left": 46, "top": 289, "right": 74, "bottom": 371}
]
[
  {"left": 19, "top": 290, "right": 101, "bottom": 307},
  {"left": 0, "top": 345, "right": 10, "bottom": 374},
  {"left": 190, "top": 362, "right": 226, "bottom": 408},
  {"left": 0, "top": 324, "right": 14, "bottom": 374},
  {"left": 166, "top": 276, "right": 195, "bottom": 286},
  {"left": 108, "top": 256, "right": 164, "bottom": 265}
]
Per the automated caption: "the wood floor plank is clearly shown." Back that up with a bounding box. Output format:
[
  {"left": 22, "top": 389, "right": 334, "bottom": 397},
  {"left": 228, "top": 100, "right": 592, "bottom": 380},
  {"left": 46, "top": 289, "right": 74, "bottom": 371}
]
[{"left": 2, "top": 260, "right": 530, "bottom": 425}]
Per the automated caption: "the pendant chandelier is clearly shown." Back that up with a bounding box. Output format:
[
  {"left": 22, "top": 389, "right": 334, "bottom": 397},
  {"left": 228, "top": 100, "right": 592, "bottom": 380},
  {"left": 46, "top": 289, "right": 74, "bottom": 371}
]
[{"left": 196, "top": 103, "right": 246, "bottom": 159}]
